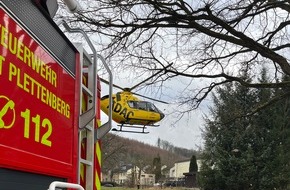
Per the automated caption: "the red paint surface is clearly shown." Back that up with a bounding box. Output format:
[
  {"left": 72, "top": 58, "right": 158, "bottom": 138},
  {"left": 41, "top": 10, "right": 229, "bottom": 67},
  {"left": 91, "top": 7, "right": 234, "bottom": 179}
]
[{"left": 0, "top": 8, "right": 78, "bottom": 180}]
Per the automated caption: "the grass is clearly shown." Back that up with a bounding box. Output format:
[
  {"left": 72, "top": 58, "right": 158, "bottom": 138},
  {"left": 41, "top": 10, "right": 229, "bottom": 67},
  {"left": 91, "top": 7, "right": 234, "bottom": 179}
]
[{"left": 101, "top": 187, "right": 199, "bottom": 190}]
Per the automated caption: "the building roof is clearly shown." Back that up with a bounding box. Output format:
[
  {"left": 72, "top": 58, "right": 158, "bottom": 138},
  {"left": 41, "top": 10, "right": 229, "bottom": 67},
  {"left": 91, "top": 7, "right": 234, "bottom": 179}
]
[{"left": 175, "top": 159, "right": 191, "bottom": 164}]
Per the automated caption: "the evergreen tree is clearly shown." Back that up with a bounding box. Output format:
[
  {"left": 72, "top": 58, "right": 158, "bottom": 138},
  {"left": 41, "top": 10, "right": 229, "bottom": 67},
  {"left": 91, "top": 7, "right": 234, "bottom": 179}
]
[
  {"left": 199, "top": 69, "right": 290, "bottom": 190},
  {"left": 200, "top": 80, "right": 256, "bottom": 190},
  {"left": 153, "top": 154, "right": 162, "bottom": 182},
  {"left": 189, "top": 154, "right": 198, "bottom": 172},
  {"left": 268, "top": 75, "right": 290, "bottom": 189}
]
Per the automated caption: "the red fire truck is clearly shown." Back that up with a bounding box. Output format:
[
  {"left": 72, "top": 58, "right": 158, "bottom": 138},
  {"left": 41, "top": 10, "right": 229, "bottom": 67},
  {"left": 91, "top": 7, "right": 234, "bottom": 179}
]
[{"left": 0, "top": 0, "right": 112, "bottom": 189}]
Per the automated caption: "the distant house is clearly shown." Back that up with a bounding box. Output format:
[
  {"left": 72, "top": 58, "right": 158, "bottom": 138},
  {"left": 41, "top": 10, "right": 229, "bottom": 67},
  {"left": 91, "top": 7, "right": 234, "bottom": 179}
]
[
  {"left": 169, "top": 159, "right": 190, "bottom": 179},
  {"left": 169, "top": 159, "right": 202, "bottom": 180},
  {"left": 110, "top": 164, "right": 155, "bottom": 186},
  {"left": 161, "top": 165, "right": 170, "bottom": 179},
  {"left": 140, "top": 173, "right": 155, "bottom": 186}
]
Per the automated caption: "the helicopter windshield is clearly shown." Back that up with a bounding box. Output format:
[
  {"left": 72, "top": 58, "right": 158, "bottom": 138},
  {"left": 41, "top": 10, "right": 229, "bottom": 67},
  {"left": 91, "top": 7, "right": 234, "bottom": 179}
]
[{"left": 128, "top": 101, "right": 160, "bottom": 113}]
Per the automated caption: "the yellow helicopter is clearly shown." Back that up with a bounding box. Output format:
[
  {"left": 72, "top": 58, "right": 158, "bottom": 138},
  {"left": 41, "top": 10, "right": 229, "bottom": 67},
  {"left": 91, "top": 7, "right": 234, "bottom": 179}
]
[{"left": 100, "top": 77, "right": 167, "bottom": 134}]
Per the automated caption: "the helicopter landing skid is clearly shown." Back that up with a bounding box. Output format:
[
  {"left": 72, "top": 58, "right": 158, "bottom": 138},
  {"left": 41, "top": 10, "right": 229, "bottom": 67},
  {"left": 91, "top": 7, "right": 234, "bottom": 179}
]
[
  {"left": 112, "top": 124, "right": 149, "bottom": 134},
  {"left": 147, "top": 124, "right": 160, "bottom": 127},
  {"left": 112, "top": 128, "right": 149, "bottom": 134}
]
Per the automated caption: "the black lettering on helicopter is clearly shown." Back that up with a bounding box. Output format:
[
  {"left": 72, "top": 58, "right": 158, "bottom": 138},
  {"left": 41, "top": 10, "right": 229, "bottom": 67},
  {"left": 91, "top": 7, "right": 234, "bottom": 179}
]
[
  {"left": 108, "top": 101, "right": 134, "bottom": 119},
  {"left": 113, "top": 102, "right": 122, "bottom": 112},
  {"left": 119, "top": 108, "right": 134, "bottom": 119}
]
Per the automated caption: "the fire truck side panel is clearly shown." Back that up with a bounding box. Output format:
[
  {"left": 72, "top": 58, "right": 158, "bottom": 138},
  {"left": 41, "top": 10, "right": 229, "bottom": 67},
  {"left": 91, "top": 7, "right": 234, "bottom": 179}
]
[{"left": 0, "top": 0, "right": 80, "bottom": 188}]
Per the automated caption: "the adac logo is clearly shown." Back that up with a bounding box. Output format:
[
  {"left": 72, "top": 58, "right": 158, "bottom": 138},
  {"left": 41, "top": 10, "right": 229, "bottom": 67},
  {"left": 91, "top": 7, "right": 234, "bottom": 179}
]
[{"left": 0, "top": 96, "right": 15, "bottom": 129}]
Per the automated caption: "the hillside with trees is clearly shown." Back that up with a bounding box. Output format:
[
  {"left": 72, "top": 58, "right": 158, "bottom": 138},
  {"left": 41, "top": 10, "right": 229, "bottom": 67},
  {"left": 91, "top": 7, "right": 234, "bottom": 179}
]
[{"left": 101, "top": 133, "right": 199, "bottom": 176}]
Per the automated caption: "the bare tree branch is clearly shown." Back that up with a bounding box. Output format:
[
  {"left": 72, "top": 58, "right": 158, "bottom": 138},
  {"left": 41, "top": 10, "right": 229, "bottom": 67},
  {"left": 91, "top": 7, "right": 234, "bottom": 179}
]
[{"left": 57, "top": 0, "right": 290, "bottom": 113}]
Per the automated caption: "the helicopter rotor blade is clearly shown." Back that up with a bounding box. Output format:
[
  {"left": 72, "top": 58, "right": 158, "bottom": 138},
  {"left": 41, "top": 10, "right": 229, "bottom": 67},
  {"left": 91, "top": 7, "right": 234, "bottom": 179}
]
[
  {"left": 99, "top": 77, "right": 124, "bottom": 91},
  {"left": 100, "top": 77, "right": 169, "bottom": 104},
  {"left": 99, "top": 63, "right": 172, "bottom": 104},
  {"left": 132, "top": 92, "right": 169, "bottom": 104},
  {"left": 129, "top": 63, "right": 173, "bottom": 91}
]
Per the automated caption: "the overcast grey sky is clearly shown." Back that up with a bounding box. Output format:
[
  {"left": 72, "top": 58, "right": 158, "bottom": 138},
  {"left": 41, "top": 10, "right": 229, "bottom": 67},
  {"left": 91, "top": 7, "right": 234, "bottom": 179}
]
[
  {"left": 101, "top": 108, "right": 205, "bottom": 150},
  {"left": 112, "top": 107, "right": 205, "bottom": 150}
]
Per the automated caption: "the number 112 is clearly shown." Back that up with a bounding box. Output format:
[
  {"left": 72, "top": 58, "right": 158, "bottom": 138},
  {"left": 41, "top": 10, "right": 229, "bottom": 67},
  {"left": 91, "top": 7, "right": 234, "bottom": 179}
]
[{"left": 21, "top": 109, "right": 52, "bottom": 147}]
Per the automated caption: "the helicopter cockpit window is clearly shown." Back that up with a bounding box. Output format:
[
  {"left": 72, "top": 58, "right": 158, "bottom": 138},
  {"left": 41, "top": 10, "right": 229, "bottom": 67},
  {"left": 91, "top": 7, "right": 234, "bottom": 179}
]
[
  {"left": 147, "top": 102, "right": 158, "bottom": 112},
  {"left": 128, "top": 101, "right": 136, "bottom": 108},
  {"left": 128, "top": 101, "right": 159, "bottom": 112},
  {"left": 137, "top": 102, "right": 147, "bottom": 110}
]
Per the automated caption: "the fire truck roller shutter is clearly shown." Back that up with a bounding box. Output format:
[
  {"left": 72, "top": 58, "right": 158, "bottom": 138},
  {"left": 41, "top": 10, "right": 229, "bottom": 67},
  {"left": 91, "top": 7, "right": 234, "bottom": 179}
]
[{"left": 0, "top": 168, "right": 66, "bottom": 190}]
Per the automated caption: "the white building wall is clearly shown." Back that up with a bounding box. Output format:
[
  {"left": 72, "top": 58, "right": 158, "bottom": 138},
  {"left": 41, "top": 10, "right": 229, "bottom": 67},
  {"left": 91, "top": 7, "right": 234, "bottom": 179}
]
[
  {"left": 174, "top": 161, "right": 190, "bottom": 178},
  {"left": 169, "top": 159, "right": 202, "bottom": 179},
  {"left": 196, "top": 159, "right": 202, "bottom": 172},
  {"left": 169, "top": 160, "right": 190, "bottom": 179}
]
